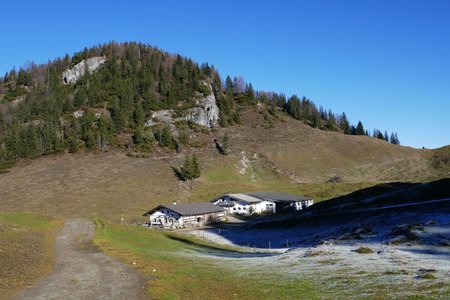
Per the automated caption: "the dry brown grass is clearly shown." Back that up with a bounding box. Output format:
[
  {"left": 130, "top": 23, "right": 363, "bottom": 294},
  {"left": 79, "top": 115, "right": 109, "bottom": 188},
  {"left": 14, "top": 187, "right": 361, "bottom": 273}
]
[
  {"left": 0, "top": 107, "right": 446, "bottom": 223},
  {"left": 0, "top": 152, "right": 180, "bottom": 221},
  {"left": 0, "top": 213, "right": 62, "bottom": 299},
  {"left": 231, "top": 107, "right": 442, "bottom": 183}
]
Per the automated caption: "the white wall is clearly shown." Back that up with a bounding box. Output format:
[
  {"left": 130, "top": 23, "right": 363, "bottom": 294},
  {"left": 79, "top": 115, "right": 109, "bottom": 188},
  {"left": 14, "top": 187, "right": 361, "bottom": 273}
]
[
  {"left": 253, "top": 200, "right": 276, "bottom": 214},
  {"left": 303, "top": 200, "right": 314, "bottom": 208},
  {"left": 148, "top": 208, "right": 181, "bottom": 227},
  {"left": 213, "top": 196, "right": 276, "bottom": 215},
  {"left": 228, "top": 200, "right": 276, "bottom": 215},
  {"left": 229, "top": 200, "right": 250, "bottom": 215}
]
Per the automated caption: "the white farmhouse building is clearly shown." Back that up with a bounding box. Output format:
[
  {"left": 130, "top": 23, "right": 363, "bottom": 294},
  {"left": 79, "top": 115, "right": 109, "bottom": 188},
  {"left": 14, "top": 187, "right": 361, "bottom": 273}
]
[
  {"left": 143, "top": 202, "right": 225, "bottom": 229},
  {"left": 212, "top": 193, "right": 276, "bottom": 215},
  {"left": 247, "top": 192, "right": 314, "bottom": 212}
]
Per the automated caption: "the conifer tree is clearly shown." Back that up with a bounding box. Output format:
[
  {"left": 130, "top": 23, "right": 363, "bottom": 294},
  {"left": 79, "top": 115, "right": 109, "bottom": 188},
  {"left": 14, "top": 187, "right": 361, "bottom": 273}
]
[
  {"left": 390, "top": 132, "right": 400, "bottom": 145},
  {"left": 246, "top": 83, "right": 255, "bottom": 101},
  {"left": 133, "top": 98, "right": 144, "bottom": 128},
  {"left": 327, "top": 110, "right": 336, "bottom": 130},
  {"left": 340, "top": 113, "right": 351, "bottom": 134},
  {"left": 191, "top": 154, "right": 201, "bottom": 179},
  {"left": 356, "top": 121, "right": 365, "bottom": 135},
  {"left": 312, "top": 111, "right": 322, "bottom": 129}
]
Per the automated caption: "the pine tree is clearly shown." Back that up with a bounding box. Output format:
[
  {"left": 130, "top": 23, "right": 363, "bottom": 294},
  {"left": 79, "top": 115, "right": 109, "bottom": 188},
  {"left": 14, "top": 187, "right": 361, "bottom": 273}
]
[
  {"left": 312, "top": 111, "right": 322, "bottom": 129},
  {"left": 356, "top": 121, "right": 365, "bottom": 135},
  {"left": 17, "top": 68, "right": 28, "bottom": 86},
  {"left": 340, "top": 113, "right": 351, "bottom": 134},
  {"left": 225, "top": 75, "right": 233, "bottom": 92},
  {"left": 179, "top": 153, "right": 201, "bottom": 180},
  {"left": 246, "top": 83, "right": 255, "bottom": 101},
  {"left": 390, "top": 132, "right": 400, "bottom": 145},
  {"left": 133, "top": 98, "right": 144, "bottom": 128},
  {"left": 327, "top": 110, "right": 336, "bottom": 130},
  {"left": 156, "top": 125, "right": 175, "bottom": 149},
  {"left": 191, "top": 154, "right": 201, "bottom": 179},
  {"left": 133, "top": 126, "right": 144, "bottom": 145}
]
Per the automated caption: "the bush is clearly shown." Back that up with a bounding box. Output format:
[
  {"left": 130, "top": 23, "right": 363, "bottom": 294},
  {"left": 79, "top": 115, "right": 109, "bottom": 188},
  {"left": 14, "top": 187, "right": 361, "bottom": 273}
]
[
  {"left": 355, "top": 246, "right": 374, "bottom": 254},
  {"left": 419, "top": 273, "right": 436, "bottom": 280}
]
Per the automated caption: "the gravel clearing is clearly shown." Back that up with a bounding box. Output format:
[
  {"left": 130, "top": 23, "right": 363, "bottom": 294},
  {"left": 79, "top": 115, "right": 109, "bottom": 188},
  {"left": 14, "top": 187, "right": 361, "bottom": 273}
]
[{"left": 14, "top": 219, "right": 146, "bottom": 300}]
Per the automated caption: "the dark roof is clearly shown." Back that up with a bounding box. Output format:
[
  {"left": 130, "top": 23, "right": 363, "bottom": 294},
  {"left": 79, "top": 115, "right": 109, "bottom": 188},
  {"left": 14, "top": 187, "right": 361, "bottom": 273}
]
[
  {"left": 144, "top": 202, "right": 224, "bottom": 216},
  {"left": 246, "top": 192, "right": 313, "bottom": 203}
]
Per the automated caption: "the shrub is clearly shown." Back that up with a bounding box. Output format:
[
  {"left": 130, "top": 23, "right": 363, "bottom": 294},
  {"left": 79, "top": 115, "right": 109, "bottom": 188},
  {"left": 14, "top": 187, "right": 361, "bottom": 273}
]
[
  {"left": 419, "top": 273, "right": 436, "bottom": 280},
  {"left": 355, "top": 246, "right": 374, "bottom": 254}
]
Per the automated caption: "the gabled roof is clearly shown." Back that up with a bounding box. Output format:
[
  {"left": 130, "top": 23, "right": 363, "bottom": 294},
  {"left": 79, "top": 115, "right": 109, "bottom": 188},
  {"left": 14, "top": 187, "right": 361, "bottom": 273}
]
[
  {"left": 226, "top": 193, "right": 265, "bottom": 204},
  {"left": 246, "top": 192, "right": 313, "bottom": 203},
  {"left": 144, "top": 202, "right": 224, "bottom": 216}
]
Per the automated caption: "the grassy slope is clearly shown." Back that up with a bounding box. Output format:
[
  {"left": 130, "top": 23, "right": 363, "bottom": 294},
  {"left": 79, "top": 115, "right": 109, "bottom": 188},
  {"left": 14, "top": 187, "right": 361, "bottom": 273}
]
[
  {"left": 0, "top": 213, "right": 62, "bottom": 299},
  {"left": 0, "top": 108, "right": 448, "bottom": 299},
  {"left": 230, "top": 107, "right": 447, "bottom": 183},
  {"left": 0, "top": 107, "right": 447, "bottom": 222}
]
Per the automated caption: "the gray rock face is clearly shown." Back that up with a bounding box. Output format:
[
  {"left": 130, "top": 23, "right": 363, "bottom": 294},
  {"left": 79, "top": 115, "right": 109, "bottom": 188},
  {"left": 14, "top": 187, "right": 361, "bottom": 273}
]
[
  {"left": 186, "top": 91, "right": 219, "bottom": 127},
  {"left": 145, "top": 110, "right": 173, "bottom": 126},
  {"left": 145, "top": 83, "right": 219, "bottom": 128},
  {"left": 62, "top": 57, "right": 107, "bottom": 84}
]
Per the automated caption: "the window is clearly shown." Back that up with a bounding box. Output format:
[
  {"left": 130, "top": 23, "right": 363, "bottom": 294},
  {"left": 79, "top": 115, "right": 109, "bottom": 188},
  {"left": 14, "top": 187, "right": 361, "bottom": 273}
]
[
  {"left": 242, "top": 207, "right": 246, "bottom": 210},
  {"left": 233, "top": 207, "right": 237, "bottom": 211},
  {"left": 238, "top": 207, "right": 241, "bottom": 210}
]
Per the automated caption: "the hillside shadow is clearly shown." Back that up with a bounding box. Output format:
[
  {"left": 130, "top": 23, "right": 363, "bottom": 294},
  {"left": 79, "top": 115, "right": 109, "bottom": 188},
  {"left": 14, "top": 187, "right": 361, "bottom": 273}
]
[
  {"left": 200, "top": 179, "right": 450, "bottom": 249},
  {"left": 398, "top": 246, "right": 450, "bottom": 259},
  {"left": 308, "top": 178, "right": 450, "bottom": 213},
  {"left": 166, "top": 232, "right": 279, "bottom": 258}
]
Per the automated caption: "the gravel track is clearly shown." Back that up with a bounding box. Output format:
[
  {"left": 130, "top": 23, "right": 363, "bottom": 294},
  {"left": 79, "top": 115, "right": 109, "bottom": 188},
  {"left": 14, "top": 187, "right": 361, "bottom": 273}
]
[{"left": 15, "top": 219, "right": 146, "bottom": 300}]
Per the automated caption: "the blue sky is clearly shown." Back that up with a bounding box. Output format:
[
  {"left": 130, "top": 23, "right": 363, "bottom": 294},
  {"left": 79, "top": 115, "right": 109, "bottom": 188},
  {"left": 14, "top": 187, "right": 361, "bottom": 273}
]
[{"left": 1, "top": 0, "right": 449, "bottom": 148}]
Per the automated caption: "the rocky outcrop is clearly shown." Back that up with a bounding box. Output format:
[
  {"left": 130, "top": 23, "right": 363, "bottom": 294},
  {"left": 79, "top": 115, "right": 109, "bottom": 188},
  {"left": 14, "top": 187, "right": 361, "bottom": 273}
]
[
  {"left": 62, "top": 57, "right": 107, "bottom": 84},
  {"left": 145, "top": 83, "right": 219, "bottom": 128},
  {"left": 186, "top": 90, "right": 219, "bottom": 127}
]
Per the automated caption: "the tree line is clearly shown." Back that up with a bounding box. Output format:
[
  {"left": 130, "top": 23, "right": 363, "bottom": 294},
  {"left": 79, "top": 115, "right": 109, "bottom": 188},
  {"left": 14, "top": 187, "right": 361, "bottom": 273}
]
[{"left": 0, "top": 41, "right": 400, "bottom": 169}]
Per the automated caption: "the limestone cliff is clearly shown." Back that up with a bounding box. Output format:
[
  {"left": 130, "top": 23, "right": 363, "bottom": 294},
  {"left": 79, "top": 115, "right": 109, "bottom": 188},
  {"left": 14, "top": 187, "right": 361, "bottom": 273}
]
[
  {"left": 145, "top": 83, "right": 219, "bottom": 128},
  {"left": 62, "top": 57, "right": 106, "bottom": 84}
]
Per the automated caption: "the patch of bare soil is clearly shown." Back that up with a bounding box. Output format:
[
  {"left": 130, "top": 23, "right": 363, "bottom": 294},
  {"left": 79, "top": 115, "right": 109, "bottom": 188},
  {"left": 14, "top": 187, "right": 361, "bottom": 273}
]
[{"left": 14, "top": 219, "right": 146, "bottom": 300}]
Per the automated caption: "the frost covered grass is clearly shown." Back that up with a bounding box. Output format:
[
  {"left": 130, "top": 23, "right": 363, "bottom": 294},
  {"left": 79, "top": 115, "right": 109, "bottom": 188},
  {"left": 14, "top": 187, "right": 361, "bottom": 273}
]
[{"left": 183, "top": 209, "right": 450, "bottom": 299}]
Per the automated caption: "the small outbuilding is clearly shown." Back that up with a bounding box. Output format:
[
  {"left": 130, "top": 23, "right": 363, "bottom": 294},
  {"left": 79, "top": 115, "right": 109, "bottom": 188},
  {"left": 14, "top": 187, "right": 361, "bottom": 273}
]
[{"left": 143, "top": 202, "right": 225, "bottom": 229}]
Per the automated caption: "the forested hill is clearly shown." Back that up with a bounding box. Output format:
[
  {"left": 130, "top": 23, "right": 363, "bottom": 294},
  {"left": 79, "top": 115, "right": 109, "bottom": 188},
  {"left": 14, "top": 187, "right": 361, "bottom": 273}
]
[{"left": 0, "top": 41, "right": 399, "bottom": 168}]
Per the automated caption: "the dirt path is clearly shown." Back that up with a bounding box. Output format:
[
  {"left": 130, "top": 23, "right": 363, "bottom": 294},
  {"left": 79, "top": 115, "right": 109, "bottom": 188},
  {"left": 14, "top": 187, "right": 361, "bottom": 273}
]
[{"left": 15, "top": 219, "right": 146, "bottom": 300}]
